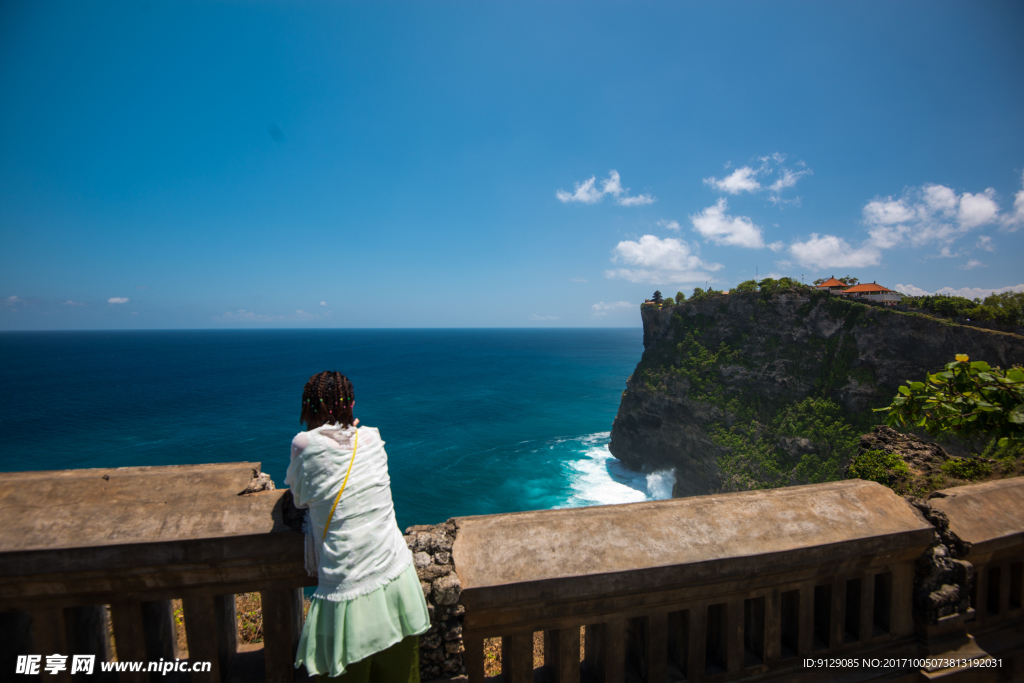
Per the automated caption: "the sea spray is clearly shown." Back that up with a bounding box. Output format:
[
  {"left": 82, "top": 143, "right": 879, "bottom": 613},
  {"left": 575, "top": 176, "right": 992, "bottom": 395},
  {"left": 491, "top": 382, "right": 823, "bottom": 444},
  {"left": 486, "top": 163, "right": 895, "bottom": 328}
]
[{"left": 646, "top": 468, "right": 675, "bottom": 500}]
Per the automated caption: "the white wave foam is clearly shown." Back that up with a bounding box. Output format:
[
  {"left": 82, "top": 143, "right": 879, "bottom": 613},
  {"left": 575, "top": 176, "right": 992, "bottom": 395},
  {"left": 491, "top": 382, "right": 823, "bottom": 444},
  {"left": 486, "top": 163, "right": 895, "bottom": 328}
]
[
  {"left": 646, "top": 469, "right": 675, "bottom": 499},
  {"left": 559, "top": 433, "right": 676, "bottom": 508}
]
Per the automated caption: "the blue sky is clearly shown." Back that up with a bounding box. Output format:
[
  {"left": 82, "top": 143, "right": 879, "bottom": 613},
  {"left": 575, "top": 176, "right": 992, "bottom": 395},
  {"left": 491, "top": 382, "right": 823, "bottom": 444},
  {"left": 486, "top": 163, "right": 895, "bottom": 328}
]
[{"left": 2, "top": 1, "right": 1023, "bottom": 329}]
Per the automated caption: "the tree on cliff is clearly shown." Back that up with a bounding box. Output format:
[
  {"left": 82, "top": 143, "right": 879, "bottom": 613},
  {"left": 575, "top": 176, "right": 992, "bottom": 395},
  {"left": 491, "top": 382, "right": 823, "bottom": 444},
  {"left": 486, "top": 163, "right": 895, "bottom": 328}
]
[
  {"left": 877, "top": 355, "right": 1024, "bottom": 452},
  {"left": 735, "top": 280, "right": 758, "bottom": 292},
  {"left": 651, "top": 290, "right": 663, "bottom": 304},
  {"left": 675, "top": 291, "right": 686, "bottom": 303}
]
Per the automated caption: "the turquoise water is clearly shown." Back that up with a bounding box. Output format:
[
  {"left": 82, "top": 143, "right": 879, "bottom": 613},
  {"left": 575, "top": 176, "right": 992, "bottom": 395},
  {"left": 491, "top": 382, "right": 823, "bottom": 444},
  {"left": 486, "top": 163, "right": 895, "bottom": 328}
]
[{"left": 0, "top": 329, "right": 673, "bottom": 529}]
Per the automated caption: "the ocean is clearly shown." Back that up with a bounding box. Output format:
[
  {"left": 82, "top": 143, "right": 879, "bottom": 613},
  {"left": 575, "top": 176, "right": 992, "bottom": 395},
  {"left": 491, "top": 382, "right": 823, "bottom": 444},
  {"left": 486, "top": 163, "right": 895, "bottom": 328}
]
[{"left": 0, "top": 329, "right": 674, "bottom": 530}]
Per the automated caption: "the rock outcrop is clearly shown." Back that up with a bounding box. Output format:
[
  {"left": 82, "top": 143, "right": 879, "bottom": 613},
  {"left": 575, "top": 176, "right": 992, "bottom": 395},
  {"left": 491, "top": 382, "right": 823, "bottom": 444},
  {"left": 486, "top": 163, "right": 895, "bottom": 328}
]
[{"left": 609, "top": 291, "right": 1024, "bottom": 497}]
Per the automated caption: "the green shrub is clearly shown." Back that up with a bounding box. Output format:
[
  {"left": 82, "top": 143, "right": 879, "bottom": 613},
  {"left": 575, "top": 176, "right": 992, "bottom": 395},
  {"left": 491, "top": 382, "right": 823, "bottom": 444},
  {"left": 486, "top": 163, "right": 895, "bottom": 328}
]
[
  {"left": 848, "top": 449, "right": 910, "bottom": 488},
  {"left": 940, "top": 457, "right": 991, "bottom": 480}
]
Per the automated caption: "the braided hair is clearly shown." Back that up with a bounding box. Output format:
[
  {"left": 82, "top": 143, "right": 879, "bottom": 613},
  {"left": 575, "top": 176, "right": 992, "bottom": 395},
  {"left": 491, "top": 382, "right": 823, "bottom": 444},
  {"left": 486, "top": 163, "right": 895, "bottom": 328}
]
[{"left": 300, "top": 371, "right": 355, "bottom": 430}]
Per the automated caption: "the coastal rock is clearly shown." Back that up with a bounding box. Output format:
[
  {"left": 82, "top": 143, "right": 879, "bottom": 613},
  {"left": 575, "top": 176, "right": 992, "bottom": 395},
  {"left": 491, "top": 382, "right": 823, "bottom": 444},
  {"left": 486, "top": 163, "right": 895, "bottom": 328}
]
[{"left": 610, "top": 292, "right": 1024, "bottom": 497}]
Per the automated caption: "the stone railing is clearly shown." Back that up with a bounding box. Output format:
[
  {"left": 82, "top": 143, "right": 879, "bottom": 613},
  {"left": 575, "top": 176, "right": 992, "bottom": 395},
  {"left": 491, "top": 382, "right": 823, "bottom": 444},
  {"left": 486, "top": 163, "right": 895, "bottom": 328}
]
[
  {"left": 0, "top": 462, "right": 311, "bottom": 683},
  {"left": 2, "top": 464, "right": 1022, "bottom": 682},
  {"left": 929, "top": 478, "right": 1024, "bottom": 670},
  {"left": 451, "top": 478, "right": 1024, "bottom": 683}
]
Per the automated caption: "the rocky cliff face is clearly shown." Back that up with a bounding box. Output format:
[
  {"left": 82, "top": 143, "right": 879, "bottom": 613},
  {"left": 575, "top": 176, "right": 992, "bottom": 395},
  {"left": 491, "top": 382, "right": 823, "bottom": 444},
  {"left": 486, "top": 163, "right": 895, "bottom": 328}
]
[{"left": 609, "top": 290, "right": 1024, "bottom": 497}]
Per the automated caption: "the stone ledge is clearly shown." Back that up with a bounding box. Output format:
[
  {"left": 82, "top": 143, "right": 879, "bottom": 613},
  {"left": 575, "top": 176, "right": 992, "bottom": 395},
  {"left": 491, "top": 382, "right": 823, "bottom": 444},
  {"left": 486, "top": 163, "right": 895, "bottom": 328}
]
[{"left": 452, "top": 479, "right": 933, "bottom": 605}]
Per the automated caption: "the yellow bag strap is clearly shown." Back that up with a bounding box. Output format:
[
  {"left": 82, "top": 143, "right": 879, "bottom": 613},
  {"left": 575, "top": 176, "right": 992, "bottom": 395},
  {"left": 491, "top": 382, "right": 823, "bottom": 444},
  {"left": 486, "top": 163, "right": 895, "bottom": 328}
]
[{"left": 322, "top": 429, "right": 358, "bottom": 544}]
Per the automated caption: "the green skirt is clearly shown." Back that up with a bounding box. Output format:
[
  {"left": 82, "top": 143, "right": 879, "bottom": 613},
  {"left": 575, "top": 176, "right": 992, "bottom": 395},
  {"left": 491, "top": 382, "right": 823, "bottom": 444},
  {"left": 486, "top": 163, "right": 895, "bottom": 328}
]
[{"left": 296, "top": 563, "right": 430, "bottom": 678}]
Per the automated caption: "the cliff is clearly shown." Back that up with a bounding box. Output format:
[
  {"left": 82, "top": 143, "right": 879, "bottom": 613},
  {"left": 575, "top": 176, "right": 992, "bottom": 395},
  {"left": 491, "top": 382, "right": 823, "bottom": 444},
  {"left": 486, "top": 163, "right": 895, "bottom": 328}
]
[{"left": 608, "top": 290, "right": 1024, "bottom": 497}]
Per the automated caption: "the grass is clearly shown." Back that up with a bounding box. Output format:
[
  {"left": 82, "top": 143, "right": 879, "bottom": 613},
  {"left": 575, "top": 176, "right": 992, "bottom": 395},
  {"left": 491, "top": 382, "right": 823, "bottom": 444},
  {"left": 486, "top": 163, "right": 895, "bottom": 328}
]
[{"left": 482, "top": 627, "right": 586, "bottom": 677}]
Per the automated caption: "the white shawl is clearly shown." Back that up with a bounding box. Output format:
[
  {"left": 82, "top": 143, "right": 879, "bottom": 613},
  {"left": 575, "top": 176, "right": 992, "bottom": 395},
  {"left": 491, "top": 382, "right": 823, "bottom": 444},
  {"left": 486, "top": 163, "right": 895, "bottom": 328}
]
[{"left": 285, "top": 424, "right": 413, "bottom": 601}]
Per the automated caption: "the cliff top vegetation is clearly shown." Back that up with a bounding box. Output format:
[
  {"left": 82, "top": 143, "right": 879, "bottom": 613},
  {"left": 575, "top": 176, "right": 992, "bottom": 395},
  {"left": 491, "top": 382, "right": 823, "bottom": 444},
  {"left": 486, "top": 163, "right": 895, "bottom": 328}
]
[{"left": 643, "top": 281, "right": 1024, "bottom": 330}]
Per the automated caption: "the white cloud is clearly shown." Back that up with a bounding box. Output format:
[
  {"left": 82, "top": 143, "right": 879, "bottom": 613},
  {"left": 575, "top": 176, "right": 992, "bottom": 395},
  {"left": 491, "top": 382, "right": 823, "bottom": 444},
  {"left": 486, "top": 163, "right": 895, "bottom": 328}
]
[
  {"left": 5, "top": 295, "right": 20, "bottom": 303},
  {"left": 108, "top": 297, "right": 129, "bottom": 304},
  {"left": 768, "top": 167, "right": 812, "bottom": 194},
  {"left": 704, "top": 167, "right": 761, "bottom": 194},
  {"left": 657, "top": 219, "right": 682, "bottom": 231},
  {"left": 570, "top": 277, "right": 588, "bottom": 283},
  {"left": 63, "top": 300, "right": 85, "bottom": 306},
  {"left": 704, "top": 154, "right": 812, "bottom": 204},
  {"left": 606, "top": 235, "right": 722, "bottom": 284},
  {"left": 591, "top": 301, "right": 633, "bottom": 317},
  {"left": 976, "top": 235, "right": 994, "bottom": 251},
  {"left": 528, "top": 313, "right": 558, "bottom": 321},
  {"left": 690, "top": 198, "right": 769, "bottom": 249},
  {"left": 958, "top": 259, "right": 986, "bottom": 270},
  {"left": 556, "top": 175, "right": 603, "bottom": 204},
  {"left": 894, "top": 283, "right": 1024, "bottom": 299},
  {"left": 789, "top": 234, "right": 882, "bottom": 269},
  {"left": 600, "top": 171, "right": 624, "bottom": 196},
  {"left": 617, "top": 194, "right": 656, "bottom": 206},
  {"left": 958, "top": 189, "right": 1000, "bottom": 229},
  {"left": 862, "top": 197, "right": 916, "bottom": 226},
  {"left": 320, "top": 301, "right": 327, "bottom": 306},
  {"left": 1000, "top": 170, "right": 1024, "bottom": 231},
  {"left": 893, "top": 283, "right": 932, "bottom": 297},
  {"left": 557, "top": 170, "right": 655, "bottom": 206},
  {"left": 862, "top": 182, "right": 1005, "bottom": 249}
]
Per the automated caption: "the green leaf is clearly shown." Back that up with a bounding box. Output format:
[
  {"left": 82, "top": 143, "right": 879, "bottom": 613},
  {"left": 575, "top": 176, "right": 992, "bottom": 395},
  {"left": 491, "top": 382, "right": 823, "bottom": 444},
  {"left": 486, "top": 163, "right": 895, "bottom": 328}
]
[
  {"left": 898, "top": 385, "right": 911, "bottom": 396},
  {"left": 1009, "top": 405, "right": 1024, "bottom": 425},
  {"left": 1007, "top": 368, "right": 1024, "bottom": 383},
  {"left": 909, "top": 382, "right": 926, "bottom": 390},
  {"left": 971, "top": 361, "right": 992, "bottom": 372}
]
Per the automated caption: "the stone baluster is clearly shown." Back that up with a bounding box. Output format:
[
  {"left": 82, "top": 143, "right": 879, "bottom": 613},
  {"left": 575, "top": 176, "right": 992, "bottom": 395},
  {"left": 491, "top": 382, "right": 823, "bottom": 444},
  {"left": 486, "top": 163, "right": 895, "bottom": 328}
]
[
  {"left": 261, "top": 588, "right": 304, "bottom": 683},
  {"left": 543, "top": 625, "right": 580, "bottom": 683}
]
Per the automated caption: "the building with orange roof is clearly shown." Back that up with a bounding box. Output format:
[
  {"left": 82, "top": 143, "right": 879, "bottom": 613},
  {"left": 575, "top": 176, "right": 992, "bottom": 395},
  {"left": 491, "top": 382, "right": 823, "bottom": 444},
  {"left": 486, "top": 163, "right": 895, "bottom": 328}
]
[
  {"left": 840, "top": 281, "right": 902, "bottom": 305},
  {"left": 815, "top": 276, "right": 848, "bottom": 291}
]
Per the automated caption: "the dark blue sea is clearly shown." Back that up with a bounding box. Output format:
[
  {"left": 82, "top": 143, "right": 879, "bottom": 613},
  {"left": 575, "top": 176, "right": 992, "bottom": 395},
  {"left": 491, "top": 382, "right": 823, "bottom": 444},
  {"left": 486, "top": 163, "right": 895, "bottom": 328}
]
[{"left": 0, "top": 329, "right": 674, "bottom": 530}]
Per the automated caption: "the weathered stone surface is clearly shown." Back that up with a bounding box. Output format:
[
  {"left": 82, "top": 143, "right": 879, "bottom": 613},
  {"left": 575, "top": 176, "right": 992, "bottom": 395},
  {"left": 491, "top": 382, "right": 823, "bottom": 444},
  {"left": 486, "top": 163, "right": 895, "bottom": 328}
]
[
  {"left": 432, "top": 573, "right": 461, "bottom": 605},
  {"left": 928, "top": 477, "right": 1024, "bottom": 553},
  {"left": 404, "top": 519, "right": 464, "bottom": 678},
  {"left": 422, "top": 647, "right": 445, "bottom": 663},
  {"left": 453, "top": 479, "right": 932, "bottom": 598},
  {"left": 441, "top": 658, "right": 463, "bottom": 674},
  {"left": 904, "top": 496, "right": 973, "bottom": 625},
  {"left": 609, "top": 293, "right": 1024, "bottom": 497},
  {"left": 0, "top": 462, "right": 288, "bottom": 553},
  {"left": 417, "top": 562, "right": 452, "bottom": 581}
]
